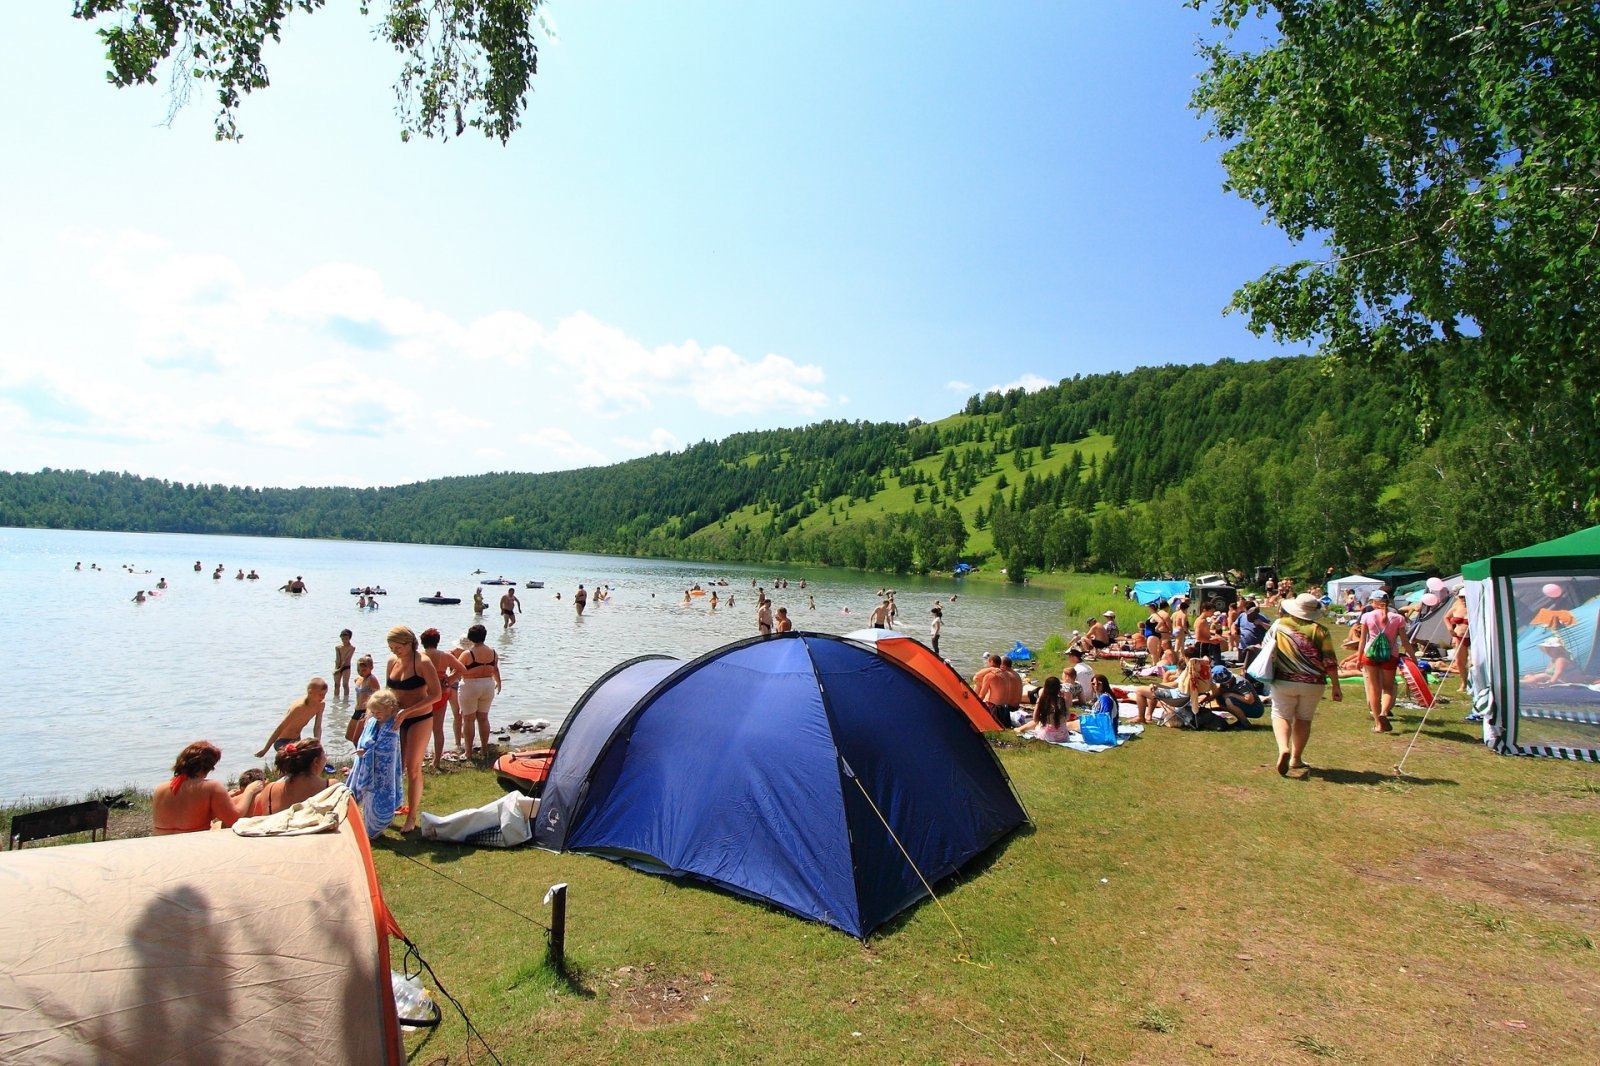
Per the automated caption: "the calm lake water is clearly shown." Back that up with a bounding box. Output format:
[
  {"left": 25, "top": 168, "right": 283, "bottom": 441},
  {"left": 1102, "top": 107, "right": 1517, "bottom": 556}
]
[{"left": 1, "top": 527, "right": 1067, "bottom": 804}]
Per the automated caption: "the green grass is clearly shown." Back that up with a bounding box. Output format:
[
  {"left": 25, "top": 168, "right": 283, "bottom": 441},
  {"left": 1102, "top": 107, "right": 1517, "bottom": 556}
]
[
  {"left": 372, "top": 689, "right": 1600, "bottom": 1065},
  {"left": 14, "top": 686, "right": 1600, "bottom": 1065}
]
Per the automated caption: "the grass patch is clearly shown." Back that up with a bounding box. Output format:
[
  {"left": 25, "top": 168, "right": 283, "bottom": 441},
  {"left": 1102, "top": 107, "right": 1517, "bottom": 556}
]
[
  {"left": 1292, "top": 1033, "right": 1343, "bottom": 1057},
  {"left": 1134, "top": 1004, "right": 1180, "bottom": 1033},
  {"left": 13, "top": 697, "right": 1600, "bottom": 1064}
]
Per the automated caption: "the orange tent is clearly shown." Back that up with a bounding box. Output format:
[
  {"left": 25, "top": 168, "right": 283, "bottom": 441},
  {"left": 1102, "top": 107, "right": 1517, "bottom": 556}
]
[{"left": 846, "top": 628, "right": 1006, "bottom": 731}]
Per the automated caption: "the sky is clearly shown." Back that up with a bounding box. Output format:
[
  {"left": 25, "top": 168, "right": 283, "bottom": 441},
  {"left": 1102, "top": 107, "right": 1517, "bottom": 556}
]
[{"left": 0, "top": 2, "right": 1305, "bottom": 489}]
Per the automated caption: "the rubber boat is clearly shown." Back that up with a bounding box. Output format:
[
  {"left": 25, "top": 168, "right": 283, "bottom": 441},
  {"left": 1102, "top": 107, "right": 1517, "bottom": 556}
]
[
  {"left": 526, "top": 580, "right": 544, "bottom": 589},
  {"left": 479, "top": 578, "right": 516, "bottom": 585},
  {"left": 419, "top": 595, "right": 462, "bottom": 605},
  {"left": 494, "top": 749, "right": 554, "bottom": 797},
  {"left": 348, "top": 587, "right": 387, "bottom": 595}
]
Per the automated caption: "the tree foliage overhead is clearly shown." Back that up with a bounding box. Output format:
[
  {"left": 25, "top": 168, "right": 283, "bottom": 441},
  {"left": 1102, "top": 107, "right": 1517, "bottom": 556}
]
[
  {"left": 71, "top": 0, "right": 546, "bottom": 141},
  {"left": 1190, "top": 0, "right": 1600, "bottom": 510}
]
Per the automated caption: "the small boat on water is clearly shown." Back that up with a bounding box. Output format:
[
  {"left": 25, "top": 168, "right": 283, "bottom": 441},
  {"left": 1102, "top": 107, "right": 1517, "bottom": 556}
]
[
  {"left": 526, "top": 580, "right": 544, "bottom": 589},
  {"left": 479, "top": 578, "right": 516, "bottom": 585}
]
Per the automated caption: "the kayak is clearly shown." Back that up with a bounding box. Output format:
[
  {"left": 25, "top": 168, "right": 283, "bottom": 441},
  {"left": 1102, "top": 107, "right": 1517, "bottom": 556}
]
[
  {"left": 494, "top": 749, "right": 555, "bottom": 797},
  {"left": 419, "top": 596, "right": 462, "bottom": 605}
]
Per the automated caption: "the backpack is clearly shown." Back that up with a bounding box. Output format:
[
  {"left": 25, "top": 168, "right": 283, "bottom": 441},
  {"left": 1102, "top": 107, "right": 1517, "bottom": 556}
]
[{"left": 1364, "top": 610, "right": 1394, "bottom": 662}]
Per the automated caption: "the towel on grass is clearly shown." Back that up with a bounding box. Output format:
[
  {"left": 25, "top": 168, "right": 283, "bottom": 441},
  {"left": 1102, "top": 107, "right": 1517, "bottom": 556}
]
[{"left": 1025, "top": 723, "right": 1145, "bottom": 753}]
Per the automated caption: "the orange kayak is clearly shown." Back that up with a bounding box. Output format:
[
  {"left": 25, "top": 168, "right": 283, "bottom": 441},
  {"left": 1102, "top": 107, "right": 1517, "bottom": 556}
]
[{"left": 494, "top": 749, "right": 554, "bottom": 797}]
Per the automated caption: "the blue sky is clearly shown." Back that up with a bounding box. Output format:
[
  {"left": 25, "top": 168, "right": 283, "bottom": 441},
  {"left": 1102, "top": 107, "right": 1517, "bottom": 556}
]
[{"left": 0, "top": 2, "right": 1304, "bottom": 489}]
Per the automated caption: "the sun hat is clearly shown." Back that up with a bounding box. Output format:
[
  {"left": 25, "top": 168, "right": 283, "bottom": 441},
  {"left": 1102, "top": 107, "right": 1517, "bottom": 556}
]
[
  {"left": 1103, "top": 610, "right": 1116, "bottom": 617},
  {"left": 1210, "top": 665, "right": 1230, "bottom": 683},
  {"left": 1282, "top": 593, "right": 1326, "bottom": 621},
  {"left": 1538, "top": 637, "right": 1567, "bottom": 653}
]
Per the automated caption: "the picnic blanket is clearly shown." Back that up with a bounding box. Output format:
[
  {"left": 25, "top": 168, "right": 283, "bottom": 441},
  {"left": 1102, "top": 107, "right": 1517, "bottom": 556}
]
[{"left": 1024, "top": 723, "right": 1145, "bottom": 753}]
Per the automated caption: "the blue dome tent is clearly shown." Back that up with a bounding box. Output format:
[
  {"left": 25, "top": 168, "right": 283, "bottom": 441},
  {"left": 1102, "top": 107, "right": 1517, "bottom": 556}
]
[{"left": 533, "top": 633, "right": 1029, "bottom": 938}]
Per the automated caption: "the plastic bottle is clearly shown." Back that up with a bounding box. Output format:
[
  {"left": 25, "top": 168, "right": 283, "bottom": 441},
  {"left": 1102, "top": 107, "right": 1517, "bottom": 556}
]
[{"left": 391, "top": 970, "right": 435, "bottom": 1030}]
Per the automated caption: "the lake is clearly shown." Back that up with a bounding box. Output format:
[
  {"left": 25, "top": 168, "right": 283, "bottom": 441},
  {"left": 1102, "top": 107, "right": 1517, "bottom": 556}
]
[{"left": 0, "top": 527, "right": 1067, "bottom": 804}]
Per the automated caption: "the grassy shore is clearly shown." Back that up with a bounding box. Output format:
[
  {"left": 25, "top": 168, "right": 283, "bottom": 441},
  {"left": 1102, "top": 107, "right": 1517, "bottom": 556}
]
[
  {"left": 8, "top": 640, "right": 1598, "bottom": 1062},
  {"left": 368, "top": 688, "right": 1597, "bottom": 1065}
]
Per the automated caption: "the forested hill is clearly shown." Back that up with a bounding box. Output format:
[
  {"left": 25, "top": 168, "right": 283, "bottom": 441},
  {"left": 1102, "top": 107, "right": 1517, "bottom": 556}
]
[{"left": 1, "top": 354, "right": 1581, "bottom": 576}]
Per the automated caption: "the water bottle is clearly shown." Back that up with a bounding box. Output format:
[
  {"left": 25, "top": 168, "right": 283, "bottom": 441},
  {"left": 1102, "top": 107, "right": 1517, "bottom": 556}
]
[{"left": 391, "top": 970, "right": 436, "bottom": 1030}]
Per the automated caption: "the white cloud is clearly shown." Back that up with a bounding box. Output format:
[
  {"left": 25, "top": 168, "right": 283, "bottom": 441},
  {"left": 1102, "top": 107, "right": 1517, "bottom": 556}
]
[
  {"left": 614, "top": 427, "right": 683, "bottom": 456},
  {"left": 544, "top": 312, "right": 831, "bottom": 418},
  {"left": 517, "top": 427, "right": 610, "bottom": 468},
  {"left": 945, "top": 379, "right": 972, "bottom": 392},
  {"left": 0, "top": 230, "right": 838, "bottom": 486},
  {"left": 986, "top": 373, "right": 1054, "bottom": 394}
]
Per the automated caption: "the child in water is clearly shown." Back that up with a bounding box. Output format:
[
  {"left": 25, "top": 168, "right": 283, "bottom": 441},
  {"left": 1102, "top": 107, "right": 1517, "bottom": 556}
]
[{"left": 347, "top": 689, "right": 403, "bottom": 838}]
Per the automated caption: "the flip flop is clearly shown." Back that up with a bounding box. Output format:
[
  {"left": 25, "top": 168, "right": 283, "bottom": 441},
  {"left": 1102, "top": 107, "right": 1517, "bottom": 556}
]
[{"left": 1276, "top": 752, "right": 1290, "bottom": 776}]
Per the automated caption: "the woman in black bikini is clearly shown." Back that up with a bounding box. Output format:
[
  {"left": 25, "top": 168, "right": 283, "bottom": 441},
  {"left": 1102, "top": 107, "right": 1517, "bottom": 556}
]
[{"left": 385, "top": 625, "right": 442, "bottom": 834}]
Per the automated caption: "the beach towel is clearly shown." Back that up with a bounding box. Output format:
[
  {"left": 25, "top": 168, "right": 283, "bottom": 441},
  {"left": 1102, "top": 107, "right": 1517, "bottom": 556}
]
[
  {"left": 1025, "top": 723, "right": 1145, "bottom": 753},
  {"left": 233, "top": 784, "right": 349, "bottom": 836},
  {"left": 347, "top": 717, "right": 402, "bottom": 839}
]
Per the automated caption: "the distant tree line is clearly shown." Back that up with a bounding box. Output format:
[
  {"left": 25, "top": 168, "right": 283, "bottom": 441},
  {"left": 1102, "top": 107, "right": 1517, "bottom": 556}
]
[{"left": 0, "top": 355, "right": 1587, "bottom": 577}]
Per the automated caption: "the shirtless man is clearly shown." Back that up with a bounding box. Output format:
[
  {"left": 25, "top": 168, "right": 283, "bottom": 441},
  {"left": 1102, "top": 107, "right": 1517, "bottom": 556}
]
[
  {"left": 975, "top": 653, "right": 1017, "bottom": 727},
  {"left": 574, "top": 584, "right": 588, "bottom": 616},
  {"left": 332, "top": 629, "right": 356, "bottom": 699},
  {"left": 869, "top": 600, "right": 891, "bottom": 628},
  {"left": 501, "top": 587, "right": 522, "bottom": 628},
  {"left": 254, "top": 678, "right": 329, "bottom": 757},
  {"left": 1082, "top": 617, "right": 1110, "bottom": 657},
  {"left": 775, "top": 606, "right": 792, "bottom": 633},
  {"left": 757, "top": 596, "right": 774, "bottom": 635}
]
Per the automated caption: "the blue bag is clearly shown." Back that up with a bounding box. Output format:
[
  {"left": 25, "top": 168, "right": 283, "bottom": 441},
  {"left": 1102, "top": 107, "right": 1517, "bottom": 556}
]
[{"left": 1078, "top": 709, "right": 1119, "bottom": 747}]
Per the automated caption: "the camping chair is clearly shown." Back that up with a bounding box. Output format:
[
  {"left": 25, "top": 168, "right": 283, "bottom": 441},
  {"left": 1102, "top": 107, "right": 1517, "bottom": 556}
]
[{"left": 7, "top": 799, "right": 109, "bottom": 849}]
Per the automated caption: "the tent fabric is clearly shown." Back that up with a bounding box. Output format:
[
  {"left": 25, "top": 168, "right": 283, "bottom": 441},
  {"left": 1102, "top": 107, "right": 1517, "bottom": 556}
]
[
  {"left": 1372, "top": 568, "right": 1429, "bottom": 587},
  {"left": 1407, "top": 574, "right": 1463, "bottom": 648},
  {"left": 1461, "top": 524, "right": 1600, "bottom": 580},
  {"left": 1131, "top": 580, "right": 1190, "bottom": 606},
  {"left": 1326, "top": 574, "right": 1385, "bottom": 602},
  {"left": 534, "top": 633, "right": 1029, "bottom": 938},
  {"left": 0, "top": 804, "right": 405, "bottom": 1064},
  {"left": 1464, "top": 524, "right": 1600, "bottom": 762},
  {"left": 843, "top": 629, "right": 1006, "bottom": 731}
]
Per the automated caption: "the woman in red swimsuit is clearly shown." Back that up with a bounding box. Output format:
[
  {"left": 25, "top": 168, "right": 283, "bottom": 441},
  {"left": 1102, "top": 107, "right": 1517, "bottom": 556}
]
[{"left": 151, "top": 741, "right": 263, "bottom": 834}]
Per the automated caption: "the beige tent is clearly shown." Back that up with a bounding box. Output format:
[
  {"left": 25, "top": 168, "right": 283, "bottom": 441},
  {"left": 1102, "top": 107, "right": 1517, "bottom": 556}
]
[{"left": 0, "top": 803, "right": 405, "bottom": 1064}]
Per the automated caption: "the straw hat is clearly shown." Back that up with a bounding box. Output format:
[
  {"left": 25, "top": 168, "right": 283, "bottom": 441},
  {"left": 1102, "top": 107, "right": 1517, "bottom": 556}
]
[
  {"left": 1282, "top": 593, "right": 1326, "bottom": 621},
  {"left": 1538, "top": 637, "right": 1568, "bottom": 654}
]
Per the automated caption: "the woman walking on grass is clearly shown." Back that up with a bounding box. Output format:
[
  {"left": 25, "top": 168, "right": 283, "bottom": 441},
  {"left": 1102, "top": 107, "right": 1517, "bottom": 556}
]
[
  {"left": 1357, "top": 590, "right": 1410, "bottom": 732},
  {"left": 1267, "top": 594, "right": 1342, "bottom": 776}
]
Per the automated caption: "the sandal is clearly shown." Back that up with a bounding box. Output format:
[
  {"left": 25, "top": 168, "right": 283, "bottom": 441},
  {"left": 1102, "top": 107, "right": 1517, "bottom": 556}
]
[{"left": 1276, "top": 752, "right": 1290, "bottom": 776}]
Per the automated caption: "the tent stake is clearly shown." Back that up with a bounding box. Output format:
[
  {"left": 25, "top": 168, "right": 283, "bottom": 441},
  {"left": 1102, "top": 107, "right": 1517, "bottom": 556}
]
[{"left": 544, "top": 882, "right": 568, "bottom": 973}]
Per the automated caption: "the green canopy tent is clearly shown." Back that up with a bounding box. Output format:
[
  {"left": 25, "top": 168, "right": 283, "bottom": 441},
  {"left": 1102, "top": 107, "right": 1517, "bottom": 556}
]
[{"left": 1462, "top": 525, "right": 1600, "bottom": 762}]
